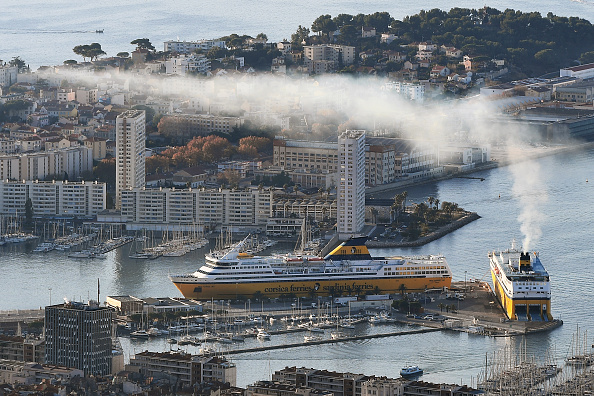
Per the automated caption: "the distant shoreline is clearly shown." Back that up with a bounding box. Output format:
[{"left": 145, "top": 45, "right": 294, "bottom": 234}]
[{"left": 366, "top": 140, "right": 594, "bottom": 197}]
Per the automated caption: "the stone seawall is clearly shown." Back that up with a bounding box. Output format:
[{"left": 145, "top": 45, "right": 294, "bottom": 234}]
[{"left": 366, "top": 212, "right": 481, "bottom": 248}]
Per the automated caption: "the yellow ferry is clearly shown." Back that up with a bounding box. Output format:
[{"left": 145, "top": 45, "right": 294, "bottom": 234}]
[
  {"left": 489, "top": 241, "right": 552, "bottom": 321},
  {"left": 169, "top": 236, "right": 452, "bottom": 300}
]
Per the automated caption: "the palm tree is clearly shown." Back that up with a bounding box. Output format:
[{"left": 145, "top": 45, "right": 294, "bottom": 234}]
[
  {"left": 401, "top": 191, "right": 408, "bottom": 212},
  {"left": 398, "top": 283, "right": 407, "bottom": 296},
  {"left": 434, "top": 198, "right": 440, "bottom": 211},
  {"left": 293, "top": 185, "right": 299, "bottom": 196},
  {"left": 427, "top": 196, "right": 435, "bottom": 209},
  {"left": 437, "top": 302, "right": 445, "bottom": 312}
]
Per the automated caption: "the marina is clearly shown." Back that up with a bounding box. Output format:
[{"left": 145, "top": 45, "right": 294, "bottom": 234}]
[{"left": 1, "top": 147, "right": 594, "bottom": 387}]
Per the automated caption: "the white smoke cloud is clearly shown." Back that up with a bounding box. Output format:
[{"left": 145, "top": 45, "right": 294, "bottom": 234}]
[{"left": 508, "top": 145, "right": 548, "bottom": 251}]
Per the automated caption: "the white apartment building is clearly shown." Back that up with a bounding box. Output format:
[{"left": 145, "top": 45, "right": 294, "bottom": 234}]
[
  {"left": 116, "top": 110, "right": 146, "bottom": 209},
  {"left": 165, "top": 54, "right": 211, "bottom": 76},
  {"left": 303, "top": 45, "right": 355, "bottom": 73},
  {"left": 164, "top": 39, "right": 226, "bottom": 53},
  {"left": 120, "top": 187, "right": 273, "bottom": 230},
  {"left": 383, "top": 81, "right": 425, "bottom": 102},
  {"left": 0, "top": 180, "right": 106, "bottom": 216},
  {"left": 337, "top": 130, "right": 366, "bottom": 236},
  {"left": 0, "top": 146, "right": 93, "bottom": 181},
  {"left": 0, "top": 65, "right": 18, "bottom": 88}
]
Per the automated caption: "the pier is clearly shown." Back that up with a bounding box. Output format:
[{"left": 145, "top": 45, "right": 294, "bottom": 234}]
[{"left": 219, "top": 328, "right": 441, "bottom": 355}]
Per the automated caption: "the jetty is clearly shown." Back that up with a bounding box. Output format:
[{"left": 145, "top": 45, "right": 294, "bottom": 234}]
[{"left": 219, "top": 328, "right": 441, "bottom": 355}]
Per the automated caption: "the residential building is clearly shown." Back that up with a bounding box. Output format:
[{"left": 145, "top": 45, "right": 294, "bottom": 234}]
[
  {"left": 303, "top": 45, "right": 355, "bottom": 73},
  {"left": 0, "top": 360, "right": 83, "bottom": 385},
  {"left": 128, "top": 352, "right": 236, "bottom": 388},
  {"left": 116, "top": 110, "right": 146, "bottom": 209},
  {"left": 361, "top": 26, "right": 376, "bottom": 38},
  {"left": 430, "top": 65, "right": 450, "bottom": 78},
  {"left": 76, "top": 87, "right": 98, "bottom": 104},
  {"left": 165, "top": 54, "right": 211, "bottom": 76},
  {"left": 273, "top": 139, "right": 339, "bottom": 172},
  {"left": 337, "top": 130, "right": 366, "bottom": 236},
  {"left": 44, "top": 301, "right": 112, "bottom": 376},
  {"left": 418, "top": 42, "right": 437, "bottom": 52},
  {"left": 272, "top": 367, "right": 367, "bottom": 396},
  {"left": 0, "top": 65, "right": 18, "bottom": 88},
  {"left": 83, "top": 137, "right": 107, "bottom": 160},
  {"left": 380, "top": 34, "right": 397, "bottom": 44},
  {"left": 157, "top": 114, "right": 244, "bottom": 141},
  {"left": 272, "top": 196, "right": 337, "bottom": 223},
  {"left": 0, "top": 146, "right": 93, "bottom": 182},
  {"left": 277, "top": 41, "right": 292, "bottom": 56},
  {"left": 248, "top": 381, "right": 334, "bottom": 396},
  {"left": 360, "top": 378, "right": 404, "bottom": 396},
  {"left": 217, "top": 160, "right": 262, "bottom": 178},
  {"left": 383, "top": 81, "right": 425, "bottom": 102},
  {"left": 0, "top": 180, "right": 105, "bottom": 217},
  {"left": 119, "top": 186, "right": 273, "bottom": 231},
  {"left": 164, "top": 39, "right": 226, "bottom": 53},
  {"left": 0, "top": 139, "right": 18, "bottom": 154},
  {"left": 0, "top": 336, "right": 44, "bottom": 363}
]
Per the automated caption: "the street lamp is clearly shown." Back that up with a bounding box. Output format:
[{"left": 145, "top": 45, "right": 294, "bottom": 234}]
[{"left": 464, "top": 271, "right": 467, "bottom": 293}]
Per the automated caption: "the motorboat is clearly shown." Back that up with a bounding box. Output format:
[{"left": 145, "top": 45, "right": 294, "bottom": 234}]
[{"left": 401, "top": 365, "right": 423, "bottom": 376}]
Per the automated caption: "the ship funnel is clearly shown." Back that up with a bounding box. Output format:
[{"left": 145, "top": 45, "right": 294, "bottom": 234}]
[{"left": 519, "top": 252, "right": 531, "bottom": 272}]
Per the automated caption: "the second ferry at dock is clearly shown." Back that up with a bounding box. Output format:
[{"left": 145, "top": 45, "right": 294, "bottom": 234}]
[
  {"left": 170, "top": 236, "right": 452, "bottom": 300},
  {"left": 489, "top": 241, "right": 552, "bottom": 321}
]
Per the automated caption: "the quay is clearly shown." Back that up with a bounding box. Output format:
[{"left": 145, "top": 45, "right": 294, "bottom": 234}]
[{"left": 220, "top": 328, "right": 441, "bottom": 355}]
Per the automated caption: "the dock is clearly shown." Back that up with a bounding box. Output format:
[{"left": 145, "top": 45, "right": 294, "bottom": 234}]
[{"left": 220, "top": 328, "right": 441, "bottom": 355}]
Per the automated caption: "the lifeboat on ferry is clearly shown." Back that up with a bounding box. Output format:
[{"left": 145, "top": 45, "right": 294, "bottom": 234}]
[
  {"left": 286, "top": 257, "right": 303, "bottom": 262},
  {"left": 237, "top": 252, "right": 254, "bottom": 258},
  {"left": 308, "top": 257, "right": 323, "bottom": 261}
]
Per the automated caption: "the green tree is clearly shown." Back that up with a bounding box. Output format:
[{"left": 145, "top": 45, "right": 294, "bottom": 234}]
[
  {"left": 9, "top": 56, "right": 27, "bottom": 71},
  {"left": 311, "top": 14, "right": 337, "bottom": 39},
  {"left": 291, "top": 25, "right": 310, "bottom": 48},
  {"left": 131, "top": 38, "right": 155, "bottom": 51},
  {"left": 206, "top": 46, "right": 227, "bottom": 60},
  {"left": 72, "top": 43, "right": 105, "bottom": 61},
  {"left": 117, "top": 52, "right": 130, "bottom": 58},
  {"left": 63, "top": 59, "right": 78, "bottom": 66},
  {"left": 580, "top": 51, "right": 594, "bottom": 64}
]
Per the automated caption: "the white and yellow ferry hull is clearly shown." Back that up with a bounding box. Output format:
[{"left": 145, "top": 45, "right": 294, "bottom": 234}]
[
  {"left": 491, "top": 270, "right": 552, "bottom": 321},
  {"left": 172, "top": 276, "right": 452, "bottom": 300}
]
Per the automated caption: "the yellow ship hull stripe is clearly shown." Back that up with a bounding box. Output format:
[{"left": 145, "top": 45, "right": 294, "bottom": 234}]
[{"left": 173, "top": 277, "right": 452, "bottom": 300}]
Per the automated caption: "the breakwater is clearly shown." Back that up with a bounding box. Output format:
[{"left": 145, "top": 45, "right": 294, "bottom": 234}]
[
  {"left": 366, "top": 212, "right": 480, "bottom": 248},
  {"left": 221, "top": 328, "right": 441, "bottom": 355}
]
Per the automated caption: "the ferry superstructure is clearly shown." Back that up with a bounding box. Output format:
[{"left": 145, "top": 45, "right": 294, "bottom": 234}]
[
  {"left": 489, "top": 242, "right": 551, "bottom": 321},
  {"left": 169, "top": 236, "right": 452, "bottom": 300}
]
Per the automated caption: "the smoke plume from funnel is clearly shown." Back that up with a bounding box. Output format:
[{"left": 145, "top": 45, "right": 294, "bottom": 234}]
[{"left": 509, "top": 151, "right": 548, "bottom": 251}]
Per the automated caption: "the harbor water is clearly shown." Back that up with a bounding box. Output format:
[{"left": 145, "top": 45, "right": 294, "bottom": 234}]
[{"left": 2, "top": 146, "right": 594, "bottom": 386}]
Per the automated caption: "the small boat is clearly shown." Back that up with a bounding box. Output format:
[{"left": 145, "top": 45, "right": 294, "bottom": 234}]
[
  {"left": 130, "top": 330, "right": 150, "bottom": 338},
  {"left": 330, "top": 331, "right": 347, "bottom": 340},
  {"left": 400, "top": 365, "right": 423, "bottom": 377},
  {"left": 304, "top": 334, "right": 323, "bottom": 343},
  {"left": 167, "top": 338, "right": 177, "bottom": 344},
  {"left": 96, "top": 29, "right": 104, "bottom": 33},
  {"left": 256, "top": 329, "right": 271, "bottom": 340}
]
